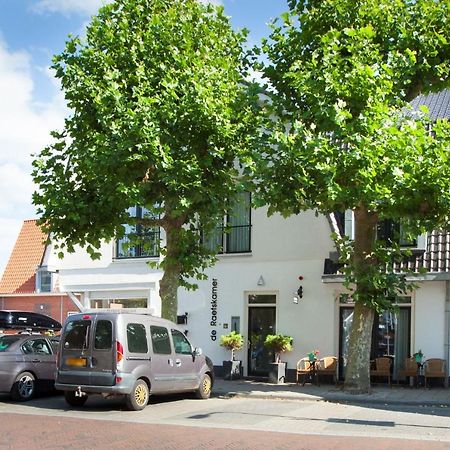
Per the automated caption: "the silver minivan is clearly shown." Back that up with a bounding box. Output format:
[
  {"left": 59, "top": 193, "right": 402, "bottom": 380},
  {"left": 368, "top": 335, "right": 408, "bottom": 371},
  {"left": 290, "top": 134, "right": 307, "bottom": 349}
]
[{"left": 55, "top": 310, "right": 214, "bottom": 410}]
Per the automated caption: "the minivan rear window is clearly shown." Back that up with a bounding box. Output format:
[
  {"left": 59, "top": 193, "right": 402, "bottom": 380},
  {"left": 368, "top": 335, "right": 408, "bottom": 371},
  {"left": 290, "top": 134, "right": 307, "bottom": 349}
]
[
  {"left": 127, "top": 323, "right": 148, "bottom": 353},
  {"left": 95, "top": 320, "right": 112, "bottom": 350},
  {"left": 150, "top": 326, "right": 171, "bottom": 354},
  {"left": 63, "top": 320, "right": 91, "bottom": 350}
]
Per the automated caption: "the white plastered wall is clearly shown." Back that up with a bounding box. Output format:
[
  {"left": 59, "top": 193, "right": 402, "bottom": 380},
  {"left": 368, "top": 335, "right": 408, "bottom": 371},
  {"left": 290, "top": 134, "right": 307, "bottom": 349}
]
[{"left": 414, "top": 281, "right": 447, "bottom": 360}]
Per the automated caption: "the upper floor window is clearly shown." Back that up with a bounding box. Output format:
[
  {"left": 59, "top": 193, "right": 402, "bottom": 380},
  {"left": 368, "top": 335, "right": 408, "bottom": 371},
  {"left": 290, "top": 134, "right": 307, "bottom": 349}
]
[
  {"left": 335, "top": 211, "right": 418, "bottom": 248},
  {"left": 377, "top": 219, "right": 417, "bottom": 248},
  {"left": 202, "top": 192, "right": 251, "bottom": 254},
  {"left": 36, "top": 267, "right": 52, "bottom": 293},
  {"left": 116, "top": 206, "right": 160, "bottom": 259}
]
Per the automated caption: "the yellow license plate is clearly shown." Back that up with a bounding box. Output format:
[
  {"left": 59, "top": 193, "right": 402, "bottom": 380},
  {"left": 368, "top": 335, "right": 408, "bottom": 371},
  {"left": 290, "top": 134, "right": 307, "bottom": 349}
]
[{"left": 66, "top": 357, "right": 87, "bottom": 367}]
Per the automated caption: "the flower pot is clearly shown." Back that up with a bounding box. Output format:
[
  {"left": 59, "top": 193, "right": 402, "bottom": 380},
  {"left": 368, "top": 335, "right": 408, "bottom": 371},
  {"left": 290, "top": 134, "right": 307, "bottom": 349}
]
[
  {"left": 268, "top": 362, "right": 287, "bottom": 384},
  {"left": 223, "top": 360, "right": 242, "bottom": 380}
]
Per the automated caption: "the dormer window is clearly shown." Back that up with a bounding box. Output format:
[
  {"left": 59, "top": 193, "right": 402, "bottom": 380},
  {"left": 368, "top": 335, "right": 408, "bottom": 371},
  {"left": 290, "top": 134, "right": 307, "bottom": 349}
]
[{"left": 36, "top": 267, "right": 52, "bottom": 293}]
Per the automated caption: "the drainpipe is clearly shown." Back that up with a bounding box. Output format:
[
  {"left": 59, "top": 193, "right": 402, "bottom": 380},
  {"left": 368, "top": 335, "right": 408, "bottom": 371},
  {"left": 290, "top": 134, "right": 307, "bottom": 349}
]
[
  {"left": 445, "top": 281, "right": 450, "bottom": 380},
  {"left": 67, "top": 291, "right": 85, "bottom": 312}
]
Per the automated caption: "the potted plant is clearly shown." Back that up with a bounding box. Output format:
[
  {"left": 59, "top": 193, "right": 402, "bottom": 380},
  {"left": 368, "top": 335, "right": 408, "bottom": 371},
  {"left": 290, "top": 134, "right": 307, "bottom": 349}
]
[
  {"left": 264, "top": 334, "right": 293, "bottom": 384},
  {"left": 220, "top": 331, "right": 244, "bottom": 380},
  {"left": 413, "top": 349, "right": 424, "bottom": 363}
]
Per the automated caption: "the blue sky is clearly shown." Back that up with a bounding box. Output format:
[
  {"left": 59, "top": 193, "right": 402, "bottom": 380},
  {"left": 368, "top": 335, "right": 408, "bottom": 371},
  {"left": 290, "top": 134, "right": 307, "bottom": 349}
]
[{"left": 0, "top": 0, "right": 288, "bottom": 276}]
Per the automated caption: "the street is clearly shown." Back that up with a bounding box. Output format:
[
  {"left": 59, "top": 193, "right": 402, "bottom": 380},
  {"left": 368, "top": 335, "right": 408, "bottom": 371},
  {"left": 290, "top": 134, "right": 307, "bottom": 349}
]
[{"left": 1, "top": 392, "right": 450, "bottom": 449}]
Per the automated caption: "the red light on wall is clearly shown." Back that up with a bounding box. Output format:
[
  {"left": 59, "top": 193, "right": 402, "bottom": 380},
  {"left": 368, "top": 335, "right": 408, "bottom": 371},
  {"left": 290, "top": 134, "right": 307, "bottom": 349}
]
[{"left": 298, "top": 276, "right": 304, "bottom": 280}]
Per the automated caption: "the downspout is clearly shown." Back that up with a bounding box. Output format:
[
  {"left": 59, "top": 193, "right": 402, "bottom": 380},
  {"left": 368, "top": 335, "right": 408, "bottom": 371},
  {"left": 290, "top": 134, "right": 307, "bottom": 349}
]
[
  {"left": 445, "top": 281, "right": 450, "bottom": 382},
  {"left": 67, "top": 291, "right": 85, "bottom": 312}
]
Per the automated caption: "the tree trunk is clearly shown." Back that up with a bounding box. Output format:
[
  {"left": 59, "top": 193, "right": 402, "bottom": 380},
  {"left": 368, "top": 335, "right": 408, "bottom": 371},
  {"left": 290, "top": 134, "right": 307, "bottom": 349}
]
[
  {"left": 159, "top": 217, "right": 184, "bottom": 322},
  {"left": 344, "top": 205, "right": 378, "bottom": 393}
]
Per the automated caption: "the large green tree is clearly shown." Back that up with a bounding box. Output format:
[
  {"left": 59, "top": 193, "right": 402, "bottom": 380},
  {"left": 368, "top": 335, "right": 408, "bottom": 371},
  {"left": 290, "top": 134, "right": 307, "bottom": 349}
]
[
  {"left": 253, "top": 0, "right": 450, "bottom": 392},
  {"left": 32, "top": 0, "right": 260, "bottom": 322}
]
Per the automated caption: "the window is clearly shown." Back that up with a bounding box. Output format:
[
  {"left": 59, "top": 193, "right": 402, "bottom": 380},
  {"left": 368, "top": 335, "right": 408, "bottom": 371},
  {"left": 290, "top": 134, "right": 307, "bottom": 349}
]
[
  {"left": 377, "top": 219, "right": 417, "bottom": 247},
  {"left": 334, "top": 212, "right": 417, "bottom": 247},
  {"left": 203, "top": 192, "right": 251, "bottom": 254},
  {"left": 0, "top": 335, "right": 20, "bottom": 351},
  {"left": 150, "top": 326, "right": 171, "bottom": 354},
  {"left": 95, "top": 320, "right": 113, "bottom": 350},
  {"left": 63, "top": 320, "right": 91, "bottom": 350},
  {"left": 36, "top": 267, "right": 52, "bottom": 293},
  {"left": 127, "top": 323, "right": 148, "bottom": 353},
  {"left": 30, "top": 339, "right": 51, "bottom": 355},
  {"left": 116, "top": 206, "right": 160, "bottom": 258},
  {"left": 171, "top": 329, "right": 192, "bottom": 355}
]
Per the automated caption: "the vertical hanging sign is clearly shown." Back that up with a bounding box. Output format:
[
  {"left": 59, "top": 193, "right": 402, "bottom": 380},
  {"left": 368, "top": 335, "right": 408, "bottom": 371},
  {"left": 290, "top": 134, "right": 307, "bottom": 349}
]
[{"left": 210, "top": 278, "right": 218, "bottom": 341}]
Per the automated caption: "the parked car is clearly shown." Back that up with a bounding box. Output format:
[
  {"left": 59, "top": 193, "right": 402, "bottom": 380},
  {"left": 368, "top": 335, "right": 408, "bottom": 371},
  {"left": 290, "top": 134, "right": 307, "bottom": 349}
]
[
  {"left": 56, "top": 310, "right": 214, "bottom": 410},
  {"left": 0, "top": 334, "right": 60, "bottom": 401}
]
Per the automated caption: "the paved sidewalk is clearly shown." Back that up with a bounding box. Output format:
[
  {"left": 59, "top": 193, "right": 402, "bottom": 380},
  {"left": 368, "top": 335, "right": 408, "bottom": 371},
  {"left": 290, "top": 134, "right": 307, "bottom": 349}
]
[{"left": 213, "top": 378, "right": 450, "bottom": 406}]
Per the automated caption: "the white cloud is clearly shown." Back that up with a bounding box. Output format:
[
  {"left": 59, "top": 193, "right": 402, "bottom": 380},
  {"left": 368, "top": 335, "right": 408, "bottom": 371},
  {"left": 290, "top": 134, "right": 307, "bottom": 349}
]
[
  {"left": 0, "top": 40, "right": 66, "bottom": 277},
  {"left": 33, "top": 0, "right": 112, "bottom": 16}
]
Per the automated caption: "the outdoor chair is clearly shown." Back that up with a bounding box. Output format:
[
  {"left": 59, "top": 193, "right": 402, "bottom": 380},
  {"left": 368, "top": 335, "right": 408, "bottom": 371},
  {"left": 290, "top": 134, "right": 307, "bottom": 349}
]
[
  {"left": 316, "top": 356, "right": 338, "bottom": 385},
  {"left": 296, "top": 358, "right": 314, "bottom": 385},
  {"left": 424, "top": 358, "right": 448, "bottom": 388},
  {"left": 397, "top": 357, "right": 419, "bottom": 387},
  {"left": 370, "top": 357, "right": 391, "bottom": 387}
]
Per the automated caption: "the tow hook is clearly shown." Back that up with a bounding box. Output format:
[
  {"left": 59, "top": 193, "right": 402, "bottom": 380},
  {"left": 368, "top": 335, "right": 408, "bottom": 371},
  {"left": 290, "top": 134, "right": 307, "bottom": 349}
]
[{"left": 75, "top": 386, "right": 85, "bottom": 397}]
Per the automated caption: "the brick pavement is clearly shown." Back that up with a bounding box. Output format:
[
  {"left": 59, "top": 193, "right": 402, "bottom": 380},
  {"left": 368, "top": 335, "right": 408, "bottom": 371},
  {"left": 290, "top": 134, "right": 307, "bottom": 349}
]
[{"left": 1, "top": 412, "right": 448, "bottom": 450}]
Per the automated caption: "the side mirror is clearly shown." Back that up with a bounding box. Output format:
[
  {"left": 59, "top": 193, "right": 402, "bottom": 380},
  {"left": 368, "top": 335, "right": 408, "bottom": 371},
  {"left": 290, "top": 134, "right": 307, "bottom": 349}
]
[{"left": 193, "top": 347, "right": 203, "bottom": 356}]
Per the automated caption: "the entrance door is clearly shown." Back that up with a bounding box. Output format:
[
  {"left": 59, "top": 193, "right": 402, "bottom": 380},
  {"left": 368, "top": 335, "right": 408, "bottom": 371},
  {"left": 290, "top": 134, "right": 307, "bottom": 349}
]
[{"left": 247, "top": 306, "right": 276, "bottom": 377}]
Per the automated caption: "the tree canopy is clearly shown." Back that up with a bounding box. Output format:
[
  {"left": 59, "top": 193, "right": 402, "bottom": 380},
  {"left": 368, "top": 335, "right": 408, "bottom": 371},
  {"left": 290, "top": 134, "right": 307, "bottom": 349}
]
[
  {"left": 253, "top": 0, "right": 450, "bottom": 392},
  {"left": 32, "top": 0, "right": 261, "bottom": 320}
]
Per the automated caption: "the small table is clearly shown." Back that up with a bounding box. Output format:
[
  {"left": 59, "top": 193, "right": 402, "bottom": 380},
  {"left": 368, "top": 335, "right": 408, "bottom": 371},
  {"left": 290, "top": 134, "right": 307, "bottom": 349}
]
[
  {"left": 416, "top": 362, "right": 425, "bottom": 387},
  {"left": 302, "top": 359, "right": 318, "bottom": 386}
]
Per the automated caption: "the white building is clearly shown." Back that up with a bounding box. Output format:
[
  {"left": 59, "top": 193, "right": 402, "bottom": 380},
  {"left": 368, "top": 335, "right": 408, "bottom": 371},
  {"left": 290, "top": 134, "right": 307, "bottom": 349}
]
[{"left": 46, "top": 202, "right": 450, "bottom": 382}]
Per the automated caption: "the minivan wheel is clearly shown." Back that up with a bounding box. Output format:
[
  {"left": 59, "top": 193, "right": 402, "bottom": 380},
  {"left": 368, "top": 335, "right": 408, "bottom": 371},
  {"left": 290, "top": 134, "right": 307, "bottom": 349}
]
[
  {"left": 64, "top": 391, "right": 88, "bottom": 407},
  {"left": 195, "top": 373, "right": 212, "bottom": 400},
  {"left": 126, "top": 379, "right": 149, "bottom": 411},
  {"left": 11, "top": 371, "right": 36, "bottom": 401}
]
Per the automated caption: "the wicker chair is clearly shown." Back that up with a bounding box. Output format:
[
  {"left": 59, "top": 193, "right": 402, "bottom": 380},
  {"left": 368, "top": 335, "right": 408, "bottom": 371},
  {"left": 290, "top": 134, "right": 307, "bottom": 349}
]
[
  {"left": 397, "top": 357, "right": 419, "bottom": 387},
  {"left": 370, "top": 357, "right": 392, "bottom": 387},
  {"left": 296, "top": 358, "right": 314, "bottom": 385},
  {"left": 316, "top": 356, "right": 338, "bottom": 385},
  {"left": 424, "top": 358, "right": 448, "bottom": 388}
]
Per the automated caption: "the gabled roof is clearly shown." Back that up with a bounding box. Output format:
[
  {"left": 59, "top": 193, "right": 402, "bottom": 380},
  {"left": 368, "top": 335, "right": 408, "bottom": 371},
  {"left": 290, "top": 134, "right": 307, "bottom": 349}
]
[
  {"left": 410, "top": 89, "right": 450, "bottom": 121},
  {"left": 0, "top": 220, "right": 48, "bottom": 294}
]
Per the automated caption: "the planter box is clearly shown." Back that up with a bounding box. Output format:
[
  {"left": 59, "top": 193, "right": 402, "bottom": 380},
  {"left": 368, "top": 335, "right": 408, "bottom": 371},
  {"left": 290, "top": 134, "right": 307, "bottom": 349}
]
[
  {"left": 268, "top": 362, "right": 287, "bottom": 384},
  {"left": 223, "top": 360, "right": 242, "bottom": 380}
]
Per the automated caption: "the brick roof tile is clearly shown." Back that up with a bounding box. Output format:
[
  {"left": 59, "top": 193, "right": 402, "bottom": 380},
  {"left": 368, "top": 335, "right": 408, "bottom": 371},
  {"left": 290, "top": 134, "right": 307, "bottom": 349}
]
[{"left": 0, "top": 220, "right": 48, "bottom": 294}]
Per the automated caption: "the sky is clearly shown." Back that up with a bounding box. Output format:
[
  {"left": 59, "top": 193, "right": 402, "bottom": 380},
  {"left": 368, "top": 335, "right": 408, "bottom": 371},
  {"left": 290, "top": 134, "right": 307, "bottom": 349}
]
[{"left": 0, "top": 0, "right": 289, "bottom": 277}]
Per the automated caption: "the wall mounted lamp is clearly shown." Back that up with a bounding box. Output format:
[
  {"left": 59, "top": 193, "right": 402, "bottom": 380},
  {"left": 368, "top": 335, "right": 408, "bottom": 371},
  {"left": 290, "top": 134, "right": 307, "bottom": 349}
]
[
  {"left": 257, "top": 275, "right": 265, "bottom": 286},
  {"left": 293, "top": 276, "right": 304, "bottom": 304}
]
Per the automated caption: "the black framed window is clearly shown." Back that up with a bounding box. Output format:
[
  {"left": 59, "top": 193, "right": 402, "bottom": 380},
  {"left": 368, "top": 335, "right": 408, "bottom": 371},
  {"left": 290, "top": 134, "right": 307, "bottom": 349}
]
[
  {"left": 116, "top": 206, "right": 160, "bottom": 258},
  {"left": 203, "top": 192, "right": 251, "bottom": 254},
  {"left": 377, "top": 219, "right": 417, "bottom": 247}
]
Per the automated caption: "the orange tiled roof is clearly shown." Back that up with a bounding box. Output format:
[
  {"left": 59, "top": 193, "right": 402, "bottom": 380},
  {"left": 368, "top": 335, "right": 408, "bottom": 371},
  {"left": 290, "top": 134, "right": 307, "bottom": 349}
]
[{"left": 0, "top": 220, "right": 48, "bottom": 294}]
